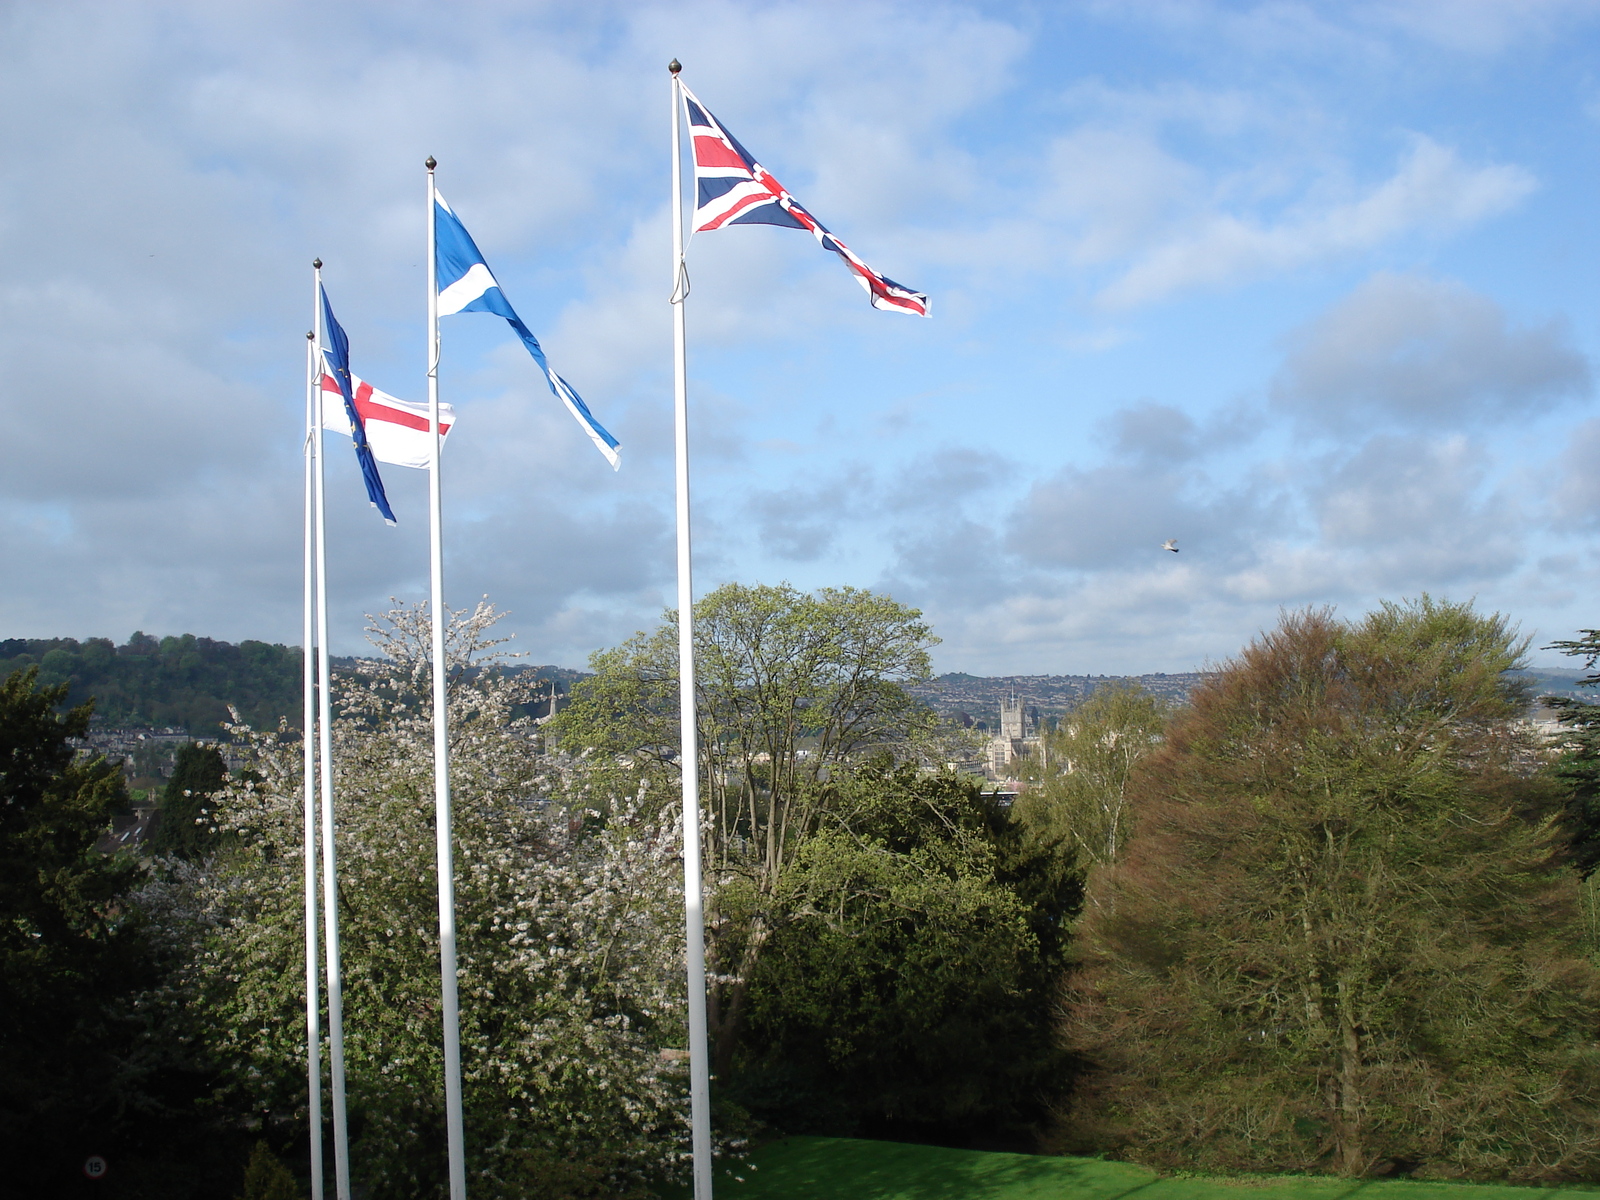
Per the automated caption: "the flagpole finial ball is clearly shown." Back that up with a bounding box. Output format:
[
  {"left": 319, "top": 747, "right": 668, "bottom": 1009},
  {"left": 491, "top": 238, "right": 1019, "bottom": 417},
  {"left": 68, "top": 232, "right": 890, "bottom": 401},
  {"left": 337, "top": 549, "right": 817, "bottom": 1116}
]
[
  {"left": 306, "top": 330, "right": 314, "bottom": 340},
  {"left": 668, "top": 59, "right": 681, "bottom": 74},
  {"left": 425, "top": 156, "right": 437, "bottom": 171},
  {"left": 312, "top": 258, "right": 322, "bottom": 270}
]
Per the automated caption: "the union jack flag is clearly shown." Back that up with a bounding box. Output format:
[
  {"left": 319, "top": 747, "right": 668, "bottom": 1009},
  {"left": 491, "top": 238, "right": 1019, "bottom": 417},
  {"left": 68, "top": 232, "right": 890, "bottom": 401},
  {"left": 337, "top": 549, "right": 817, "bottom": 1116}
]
[{"left": 681, "top": 81, "right": 930, "bottom": 318}]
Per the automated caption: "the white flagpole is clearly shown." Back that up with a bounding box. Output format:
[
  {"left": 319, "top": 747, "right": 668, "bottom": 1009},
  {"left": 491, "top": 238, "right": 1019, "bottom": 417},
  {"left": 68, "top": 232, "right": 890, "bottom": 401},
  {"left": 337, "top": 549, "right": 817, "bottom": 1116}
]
[
  {"left": 302, "top": 324, "right": 325, "bottom": 1200},
  {"left": 668, "top": 59, "right": 714, "bottom": 1200},
  {"left": 312, "top": 260, "right": 354, "bottom": 1200},
  {"left": 425, "top": 155, "right": 469, "bottom": 1200}
]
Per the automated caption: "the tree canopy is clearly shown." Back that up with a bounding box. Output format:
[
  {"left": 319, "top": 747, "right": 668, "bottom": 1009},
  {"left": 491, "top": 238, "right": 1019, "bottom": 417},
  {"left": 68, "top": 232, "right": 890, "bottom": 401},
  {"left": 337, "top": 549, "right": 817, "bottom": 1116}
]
[
  {"left": 1, "top": 667, "right": 131, "bottom": 1159},
  {"left": 738, "top": 760, "right": 1081, "bottom": 1143},
  {"left": 148, "top": 741, "right": 229, "bottom": 860},
  {"left": 1016, "top": 682, "right": 1169, "bottom": 870},
  {"left": 552, "top": 582, "right": 941, "bottom": 1074},
  {"left": 24, "top": 588, "right": 1600, "bottom": 1187},
  {"left": 1063, "top": 598, "right": 1600, "bottom": 1181},
  {"left": 147, "top": 603, "right": 689, "bottom": 1199},
  {"left": 1539, "top": 628, "right": 1600, "bottom": 875},
  {"left": 0, "top": 668, "right": 240, "bottom": 1196},
  {"left": 0, "top": 633, "right": 302, "bottom": 734}
]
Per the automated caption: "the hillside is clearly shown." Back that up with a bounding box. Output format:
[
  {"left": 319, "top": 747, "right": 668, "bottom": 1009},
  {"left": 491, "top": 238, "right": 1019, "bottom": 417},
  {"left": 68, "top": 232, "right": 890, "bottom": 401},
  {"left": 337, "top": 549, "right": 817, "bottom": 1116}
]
[
  {"left": 0, "top": 634, "right": 303, "bottom": 735},
  {"left": 0, "top": 634, "right": 584, "bottom": 736}
]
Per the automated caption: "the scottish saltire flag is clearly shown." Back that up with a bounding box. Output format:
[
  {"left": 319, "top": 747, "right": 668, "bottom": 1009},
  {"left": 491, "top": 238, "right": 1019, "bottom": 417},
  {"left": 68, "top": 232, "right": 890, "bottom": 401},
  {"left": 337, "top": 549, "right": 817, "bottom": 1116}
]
[
  {"left": 434, "top": 194, "right": 621, "bottom": 469},
  {"left": 679, "top": 82, "right": 929, "bottom": 318},
  {"left": 320, "top": 286, "right": 397, "bottom": 524},
  {"left": 319, "top": 373, "right": 456, "bottom": 470}
]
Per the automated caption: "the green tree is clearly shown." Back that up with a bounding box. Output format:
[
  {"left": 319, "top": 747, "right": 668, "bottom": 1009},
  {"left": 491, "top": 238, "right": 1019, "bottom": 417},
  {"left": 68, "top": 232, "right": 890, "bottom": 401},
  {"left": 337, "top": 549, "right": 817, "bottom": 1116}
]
[
  {"left": 737, "top": 761, "right": 1081, "bottom": 1142},
  {"left": 152, "top": 603, "right": 686, "bottom": 1200},
  {"left": 237, "top": 1141, "right": 300, "bottom": 1200},
  {"left": 0, "top": 632, "right": 303, "bottom": 735},
  {"left": 1539, "top": 629, "right": 1600, "bottom": 876},
  {"left": 1063, "top": 599, "right": 1600, "bottom": 1181},
  {"left": 0, "top": 668, "right": 142, "bottom": 1188},
  {"left": 552, "top": 582, "right": 939, "bottom": 1073},
  {"left": 1016, "top": 682, "right": 1169, "bottom": 870},
  {"left": 150, "top": 741, "right": 229, "bottom": 859}
]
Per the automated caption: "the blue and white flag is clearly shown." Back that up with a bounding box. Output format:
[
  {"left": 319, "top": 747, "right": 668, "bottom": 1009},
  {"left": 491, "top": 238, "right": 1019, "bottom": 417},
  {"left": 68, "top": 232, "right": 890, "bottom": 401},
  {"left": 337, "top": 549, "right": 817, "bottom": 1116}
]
[
  {"left": 320, "top": 285, "right": 398, "bottom": 524},
  {"left": 434, "top": 194, "right": 621, "bottom": 470}
]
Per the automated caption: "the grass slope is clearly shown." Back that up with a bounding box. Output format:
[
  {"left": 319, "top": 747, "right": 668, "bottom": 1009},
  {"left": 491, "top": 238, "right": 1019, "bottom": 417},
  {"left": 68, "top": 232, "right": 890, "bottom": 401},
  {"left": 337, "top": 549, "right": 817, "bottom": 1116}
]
[{"left": 666, "top": 1138, "right": 1600, "bottom": 1200}]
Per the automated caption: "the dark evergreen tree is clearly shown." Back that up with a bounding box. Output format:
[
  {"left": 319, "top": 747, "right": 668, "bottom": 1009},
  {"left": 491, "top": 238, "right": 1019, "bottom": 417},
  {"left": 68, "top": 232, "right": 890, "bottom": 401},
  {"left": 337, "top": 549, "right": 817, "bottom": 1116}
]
[
  {"left": 150, "top": 742, "right": 229, "bottom": 860},
  {"left": 0, "top": 668, "right": 144, "bottom": 1192},
  {"left": 0, "top": 668, "right": 245, "bottom": 1198},
  {"left": 1542, "top": 629, "right": 1600, "bottom": 875},
  {"left": 236, "top": 1142, "right": 299, "bottom": 1200}
]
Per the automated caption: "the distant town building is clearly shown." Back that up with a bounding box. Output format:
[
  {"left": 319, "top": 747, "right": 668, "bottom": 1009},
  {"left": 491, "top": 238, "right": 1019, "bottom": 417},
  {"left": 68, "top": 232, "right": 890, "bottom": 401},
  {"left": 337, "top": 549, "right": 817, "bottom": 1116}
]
[
  {"left": 987, "top": 694, "right": 1043, "bottom": 779},
  {"left": 71, "top": 727, "right": 242, "bottom": 778},
  {"left": 532, "top": 679, "right": 566, "bottom": 724},
  {"left": 96, "top": 802, "right": 157, "bottom": 855}
]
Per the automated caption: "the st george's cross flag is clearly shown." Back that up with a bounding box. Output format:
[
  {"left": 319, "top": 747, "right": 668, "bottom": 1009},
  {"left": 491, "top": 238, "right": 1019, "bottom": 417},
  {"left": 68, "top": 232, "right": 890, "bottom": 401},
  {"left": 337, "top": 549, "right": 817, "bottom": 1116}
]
[
  {"left": 320, "top": 285, "right": 397, "bottom": 524},
  {"left": 679, "top": 82, "right": 929, "bottom": 317},
  {"left": 319, "top": 373, "right": 456, "bottom": 470},
  {"left": 434, "top": 194, "right": 621, "bottom": 469}
]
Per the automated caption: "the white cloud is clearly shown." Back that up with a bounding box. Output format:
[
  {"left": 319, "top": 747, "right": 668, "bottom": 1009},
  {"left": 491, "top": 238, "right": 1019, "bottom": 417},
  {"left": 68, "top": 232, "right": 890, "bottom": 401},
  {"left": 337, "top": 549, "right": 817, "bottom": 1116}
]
[
  {"left": 873, "top": 283, "right": 1562, "bottom": 673},
  {"left": 1357, "top": 0, "right": 1600, "bottom": 54},
  {"left": 1045, "top": 130, "right": 1203, "bottom": 267},
  {"left": 1092, "top": 0, "right": 1600, "bottom": 61},
  {"left": 1272, "top": 272, "right": 1591, "bottom": 430},
  {"left": 916, "top": 433, "right": 1527, "bottom": 673},
  {"left": 1552, "top": 418, "right": 1600, "bottom": 529},
  {"left": 1312, "top": 433, "right": 1524, "bottom": 581},
  {"left": 0, "top": 0, "right": 1017, "bottom": 655},
  {"left": 1097, "top": 138, "right": 1535, "bottom": 308}
]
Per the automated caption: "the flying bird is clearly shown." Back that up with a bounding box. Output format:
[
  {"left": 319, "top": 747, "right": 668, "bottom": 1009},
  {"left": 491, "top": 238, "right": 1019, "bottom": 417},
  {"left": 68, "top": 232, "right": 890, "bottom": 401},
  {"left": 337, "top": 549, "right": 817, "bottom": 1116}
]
[{"left": 1162, "top": 539, "right": 1179, "bottom": 553}]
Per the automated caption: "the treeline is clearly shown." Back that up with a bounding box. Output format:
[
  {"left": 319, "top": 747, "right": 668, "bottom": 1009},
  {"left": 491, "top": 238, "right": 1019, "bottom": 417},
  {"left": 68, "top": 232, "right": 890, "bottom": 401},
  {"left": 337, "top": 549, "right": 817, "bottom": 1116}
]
[
  {"left": 1048, "top": 601, "right": 1600, "bottom": 1178},
  {"left": 0, "top": 633, "right": 303, "bottom": 734},
  {"left": 553, "top": 587, "right": 1600, "bottom": 1181},
  {"left": 9, "top": 589, "right": 1600, "bottom": 1196},
  {"left": 553, "top": 583, "right": 1074, "bottom": 1148},
  {"left": 0, "top": 633, "right": 585, "bottom": 737}
]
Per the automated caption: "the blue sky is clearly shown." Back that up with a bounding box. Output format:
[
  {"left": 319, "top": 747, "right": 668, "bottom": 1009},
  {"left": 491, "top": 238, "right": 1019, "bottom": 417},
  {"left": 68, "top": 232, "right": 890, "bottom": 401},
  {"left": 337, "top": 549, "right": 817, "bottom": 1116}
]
[{"left": 2, "top": 0, "right": 1599, "bottom": 674}]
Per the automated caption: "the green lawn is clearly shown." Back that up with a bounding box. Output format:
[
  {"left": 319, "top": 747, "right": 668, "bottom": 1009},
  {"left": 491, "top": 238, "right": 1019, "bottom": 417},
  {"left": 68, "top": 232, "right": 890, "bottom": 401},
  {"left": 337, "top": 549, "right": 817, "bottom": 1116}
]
[{"left": 660, "top": 1137, "right": 1600, "bottom": 1200}]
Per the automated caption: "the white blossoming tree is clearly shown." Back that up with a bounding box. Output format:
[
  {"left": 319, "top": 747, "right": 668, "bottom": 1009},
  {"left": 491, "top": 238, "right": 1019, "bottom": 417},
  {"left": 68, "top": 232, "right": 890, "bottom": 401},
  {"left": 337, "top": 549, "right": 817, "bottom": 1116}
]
[{"left": 149, "top": 602, "right": 690, "bottom": 1199}]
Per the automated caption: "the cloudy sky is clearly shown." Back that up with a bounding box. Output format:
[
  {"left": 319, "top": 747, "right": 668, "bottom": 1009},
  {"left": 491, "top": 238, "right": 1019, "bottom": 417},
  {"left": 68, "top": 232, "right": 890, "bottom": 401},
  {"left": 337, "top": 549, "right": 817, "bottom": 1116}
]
[{"left": 3, "top": 0, "right": 1599, "bottom": 674}]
